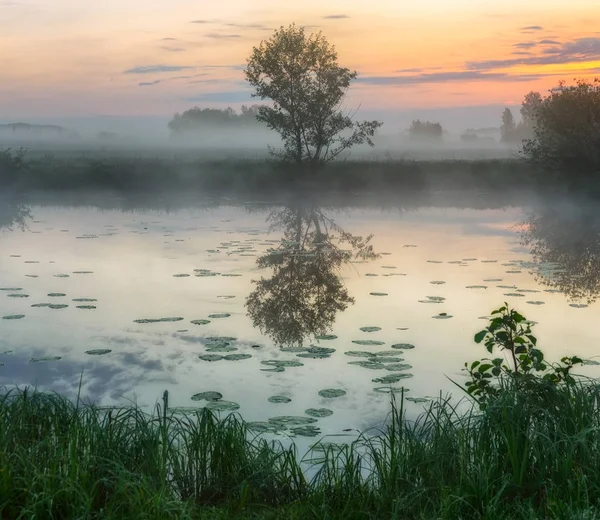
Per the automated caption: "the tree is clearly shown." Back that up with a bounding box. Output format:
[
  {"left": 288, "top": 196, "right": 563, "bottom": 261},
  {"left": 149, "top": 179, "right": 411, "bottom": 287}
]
[
  {"left": 407, "top": 120, "right": 443, "bottom": 141},
  {"left": 520, "top": 91, "right": 542, "bottom": 136},
  {"left": 500, "top": 108, "right": 517, "bottom": 143},
  {"left": 522, "top": 79, "right": 600, "bottom": 172},
  {"left": 244, "top": 24, "right": 382, "bottom": 168}
]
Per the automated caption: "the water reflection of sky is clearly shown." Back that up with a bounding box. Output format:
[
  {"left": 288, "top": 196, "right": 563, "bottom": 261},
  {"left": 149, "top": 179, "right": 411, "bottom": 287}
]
[{"left": 1, "top": 201, "right": 600, "bottom": 437}]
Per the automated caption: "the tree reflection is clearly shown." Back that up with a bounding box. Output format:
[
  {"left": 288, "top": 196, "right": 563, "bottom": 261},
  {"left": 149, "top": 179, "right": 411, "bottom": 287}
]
[
  {"left": 246, "top": 204, "right": 378, "bottom": 346},
  {"left": 0, "top": 198, "right": 30, "bottom": 231},
  {"left": 522, "top": 201, "right": 600, "bottom": 303}
]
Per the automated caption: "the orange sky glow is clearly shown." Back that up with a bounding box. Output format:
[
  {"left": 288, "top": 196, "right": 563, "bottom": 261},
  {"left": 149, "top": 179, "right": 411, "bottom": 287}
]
[{"left": 1, "top": 0, "right": 600, "bottom": 120}]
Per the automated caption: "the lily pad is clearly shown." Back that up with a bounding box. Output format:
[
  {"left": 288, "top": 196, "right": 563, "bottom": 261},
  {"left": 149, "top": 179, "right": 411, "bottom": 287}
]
[
  {"left": 368, "top": 356, "right": 403, "bottom": 364},
  {"left": 430, "top": 281, "right": 446, "bottom": 285},
  {"left": 269, "top": 416, "right": 317, "bottom": 427},
  {"left": 391, "top": 343, "right": 415, "bottom": 350},
  {"left": 48, "top": 304, "right": 69, "bottom": 310},
  {"left": 370, "top": 292, "right": 388, "bottom": 296},
  {"left": 569, "top": 303, "right": 588, "bottom": 309},
  {"left": 372, "top": 373, "right": 412, "bottom": 384},
  {"left": 221, "top": 273, "right": 242, "bottom": 277},
  {"left": 7, "top": 294, "right": 29, "bottom": 298},
  {"left": 134, "top": 317, "right": 184, "bottom": 324},
  {"left": 291, "top": 425, "right": 321, "bottom": 437},
  {"left": 318, "top": 389, "right": 346, "bottom": 398},
  {"left": 348, "top": 360, "right": 385, "bottom": 370},
  {"left": 260, "top": 366, "right": 285, "bottom": 373},
  {"left": 247, "top": 422, "right": 285, "bottom": 433},
  {"left": 2, "top": 314, "right": 25, "bottom": 320},
  {"left": 268, "top": 396, "right": 291, "bottom": 404},
  {"left": 77, "top": 305, "right": 96, "bottom": 310},
  {"left": 0, "top": 288, "right": 22, "bottom": 291},
  {"left": 384, "top": 363, "right": 413, "bottom": 372},
  {"left": 465, "top": 285, "right": 487, "bottom": 289},
  {"left": 208, "top": 313, "right": 231, "bottom": 319},
  {"left": 280, "top": 347, "right": 310, "bottom": 353},
  {"left": 198, "top": 354, "right": 223, "bottom": 362},
  {"left": 526, "top": 301, "right": 545, "bottom": 305},
  {"left": 223, "top": 353, "right": 252, "bottom": 361},
  {"left": 191, "top": 391, "right": 223, "bottom": 402},
  {"left": 261, "top": 360, "right": 304, "bottom": 368},
  {"left": 73, "top": 271, "right": 93, "bottom": 275},
  {"left": 504, "top": 293, "right": 525, "bottom": 297},
  {"left": 374, "top": 386, "right": 409, "bottom": 394},
  {"left": 30, "top": 356, "right": 62, "bottom": 363},
  {"left": 432, "top": 313, "right": 453, "bottom": 320},
  {"left": 190, "top": 319, "right": 211, "bottom": 327},
  {"left": 352, "top": 340, "right": 385, "bottom": 346},
  {"left": 360, "top": 326, "right": 382, "bottom": 333},
  {"left": 72, "top": 298, "right": 97, "bottom": 302},
  {"left": 173, "top": 274, "right": 190, "bottom": 277},
  {"left": 206, "top": 400, "right": 240, "bottom": 411},
  {"left": 85, "top": 349, "right": 112, "bottom": 355},
  {"left": 483, "top": 278, "right": 503, "bottom": 282},
  {"left": 406, "top": 397, "right": 433, "bottom": 403},
  {"left": 54, "top": 274, "right": 70, "bottom": 278},
  {"left": 31, "top": 303, "right": 51, "bottom": 308},
  {"left": 365, "top": 273, "right": 379, "bottom": 277},
  {"left": 315, "top": 334, "right": 337, "bottom": 340},
  {"left": 345, "top": 351, "right": 375, "bottom": 358},
  {"left": 305, "top": 408, "right": 333, "bottom": 418}
]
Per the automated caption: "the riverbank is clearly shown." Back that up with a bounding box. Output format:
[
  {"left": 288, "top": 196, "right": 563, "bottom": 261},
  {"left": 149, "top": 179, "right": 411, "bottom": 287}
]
[
  {"left": 2, "top": 379, "right": 600, "bottom": 519},
  {"left": 0, "top": 147, "right": 554, "bottom": 194}
]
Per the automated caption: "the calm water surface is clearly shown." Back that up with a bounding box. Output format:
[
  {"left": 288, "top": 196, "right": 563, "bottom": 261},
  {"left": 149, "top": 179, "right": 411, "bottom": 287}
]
[{"left": 1, "top": 193, "right": 599, "bottom": 438}]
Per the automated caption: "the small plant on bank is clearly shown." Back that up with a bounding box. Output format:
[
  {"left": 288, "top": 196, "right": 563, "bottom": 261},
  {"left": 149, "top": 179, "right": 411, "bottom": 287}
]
[{"left": 464, "top": 303, "right": 584, "bottom": 408}]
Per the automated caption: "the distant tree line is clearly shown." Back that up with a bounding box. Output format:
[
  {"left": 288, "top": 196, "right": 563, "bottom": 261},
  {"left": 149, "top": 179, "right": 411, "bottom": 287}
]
[
  {"left": 408, "top": 120, "right": 443, "bottom": 141},
  {"left": 168, "top": 105, "right": 264, "bottom": 138}
]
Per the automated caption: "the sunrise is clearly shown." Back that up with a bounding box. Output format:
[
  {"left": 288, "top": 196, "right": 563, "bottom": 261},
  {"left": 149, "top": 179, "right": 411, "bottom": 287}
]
[{"left": 3, "top": 2, "right": 600, "bottom": 518}]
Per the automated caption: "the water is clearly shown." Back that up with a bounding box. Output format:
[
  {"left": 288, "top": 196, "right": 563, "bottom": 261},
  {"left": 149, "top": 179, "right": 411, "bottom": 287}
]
[{"left": 1, "top": 193, "right": 599, "bottom": 438}]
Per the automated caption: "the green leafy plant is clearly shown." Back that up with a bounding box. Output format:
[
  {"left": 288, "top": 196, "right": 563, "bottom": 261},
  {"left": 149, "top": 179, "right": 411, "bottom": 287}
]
[{"left": 464, "top": 303, "right": 583, "bottom": 407}]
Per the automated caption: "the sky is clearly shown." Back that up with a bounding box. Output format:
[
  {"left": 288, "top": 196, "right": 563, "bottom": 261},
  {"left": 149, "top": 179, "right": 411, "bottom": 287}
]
[{"left": 1, "top": 0, "right": 600, "bottom": 130}]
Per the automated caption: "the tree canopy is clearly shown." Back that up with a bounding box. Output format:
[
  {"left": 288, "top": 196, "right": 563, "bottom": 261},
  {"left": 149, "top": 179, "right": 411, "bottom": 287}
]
[
  {"left": 522, "top": 79, "right": 600, "bottom": 172},
  {"left": 408, "top": 120, "right": 443, "bottom": 141},
  {"left": 168, "top": 105, "right": 262, "bottom": 138},
  {"left": 244, "top": 24, "right": 382, "bottom": 167}
]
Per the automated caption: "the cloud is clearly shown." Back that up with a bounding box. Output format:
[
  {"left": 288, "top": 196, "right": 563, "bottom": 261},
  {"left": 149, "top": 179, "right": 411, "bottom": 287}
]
[
  {"left": 356, "top": 71, "right": 538, "bottom": 85},
  {"left": 161, "top": 37, "right": 178, "bottom": 41},
  {"left": 160, "top": 46, "right": 185, "bottom": 52},
  {"left": 521, "top": 25, "right": 544, "bottom": 31},
  {"left": 190, "top": 19, "right": 214, "bottom": 24},
  {"left": 467, "top": 37, "right": 600, "bottom": 70},
  {"left": 225, "top": 22, "right": 271, "bottom": 30},
  {"left": 512, "top": 51, "right": 533, "bottom": 56},
  {"left": 186, "top": 90, "right": 254, "bottom": 103},
  {"left": 539, "top": 39, "right": 561, "bottom": 45},
  {"left": 124, "top": 65, "right": 194, "bottom": 74},
  {"left": 204, "top": 33, "right": 241, "bottom": 39},
  {"left": 323, "top": 14, "right": 350, "bottom": 19},
  {"left": 139, "top": 80, "right": 162, "bottom": 86},
  {"left": 514, "top": 42, "right": 537, "bottom": 49}
]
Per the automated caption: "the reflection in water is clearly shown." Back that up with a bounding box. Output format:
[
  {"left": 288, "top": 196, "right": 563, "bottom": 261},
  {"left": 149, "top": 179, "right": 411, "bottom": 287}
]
[
  {"left": 246, "top": 204, "right": 379, "bottom": 346},
  {"left": 522, "top": 200, "right": 600, "bottom": 303},
  {"left": 0, "top": 197, "right": 30, "bottom": 231}
]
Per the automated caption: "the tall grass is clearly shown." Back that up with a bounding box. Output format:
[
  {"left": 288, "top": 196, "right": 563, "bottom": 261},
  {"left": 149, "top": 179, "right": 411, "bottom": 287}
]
[{"left": 2, "top": 379, "right": 600, "bottom": 519}]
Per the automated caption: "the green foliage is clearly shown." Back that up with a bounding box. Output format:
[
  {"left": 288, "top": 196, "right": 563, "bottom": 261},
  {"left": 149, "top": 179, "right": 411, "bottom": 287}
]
[
  {"left": 244, "top": 24, "right": 382, "bottom": 167},
  {"left": 168, "top": 106, "right": 263, "bottom": 138},
  {"left": 465, "top": 303, "right": 583, "bottom": 407},
  {"left": 522, "top": 79, "right": 600, "bottom": 172},
  {"left": 408, "top": 120, "right": 443, "bottom": 141}
]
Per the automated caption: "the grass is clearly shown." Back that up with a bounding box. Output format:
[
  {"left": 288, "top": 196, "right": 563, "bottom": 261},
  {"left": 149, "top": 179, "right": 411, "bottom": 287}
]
[
  {"left": 0, "top": 147, "right": 550, "bottom": 194},
  {"left": 2, "top": 378, "right": 600, "bottom": 519}
]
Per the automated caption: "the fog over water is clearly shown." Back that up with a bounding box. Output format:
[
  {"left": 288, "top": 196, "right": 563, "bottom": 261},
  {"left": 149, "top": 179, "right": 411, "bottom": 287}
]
[{"left": 1, "top": 188, "right": 599, "bottom": 440}]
